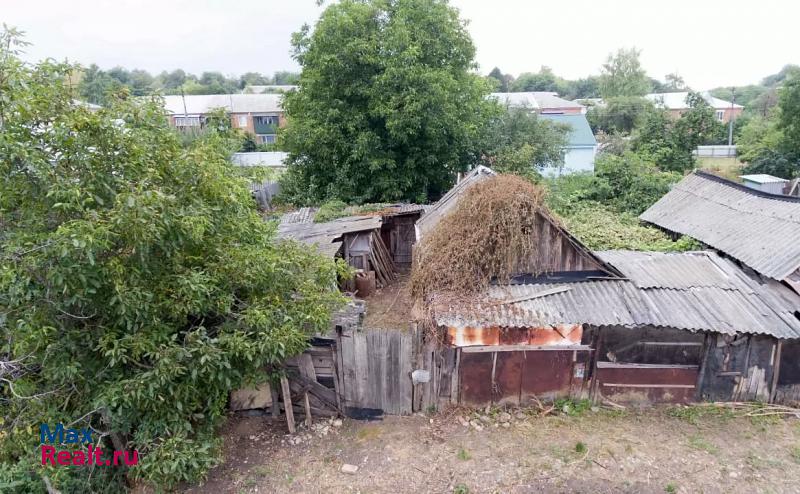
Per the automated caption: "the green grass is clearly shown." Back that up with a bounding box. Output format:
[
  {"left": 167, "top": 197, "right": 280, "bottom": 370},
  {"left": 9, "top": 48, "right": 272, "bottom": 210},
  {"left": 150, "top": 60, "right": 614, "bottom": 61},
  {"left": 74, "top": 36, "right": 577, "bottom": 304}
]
[
  {"left": 666, "top": 404, "right": 735, "bottom": 425},
  {"left": 665, "top": 482, "right": 678, "bottom": 493},
  {"left": 457, "top": 448, "right": 471, "bottom": 461},
  {"left": 574, "top": 441, "right": 587, "bottom": 454},
  {"left": 453, "top": 484, "right": 470, "bottom": 494},
  {"left": 697, "top": 157, "right": 743, "bottom": 181},
  {"left": 555, "top": 398, "right": 593, "bottom": 416},
  {"left": 687, "top": 434, "right": 719, "bottom": 455}
]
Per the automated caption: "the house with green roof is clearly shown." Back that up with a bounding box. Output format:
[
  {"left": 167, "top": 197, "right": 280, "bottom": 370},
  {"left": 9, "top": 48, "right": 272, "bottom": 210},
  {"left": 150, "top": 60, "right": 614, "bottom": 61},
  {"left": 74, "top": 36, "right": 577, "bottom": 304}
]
[{"left": 539, "top": 113, "right": 597, "bottom": 174}]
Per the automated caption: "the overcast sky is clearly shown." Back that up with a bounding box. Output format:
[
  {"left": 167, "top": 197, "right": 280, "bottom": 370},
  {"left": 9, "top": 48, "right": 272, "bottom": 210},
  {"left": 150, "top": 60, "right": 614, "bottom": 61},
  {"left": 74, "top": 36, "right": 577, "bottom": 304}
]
[{"left": 4, "top": 0, "right": 797, "bottom": 90}]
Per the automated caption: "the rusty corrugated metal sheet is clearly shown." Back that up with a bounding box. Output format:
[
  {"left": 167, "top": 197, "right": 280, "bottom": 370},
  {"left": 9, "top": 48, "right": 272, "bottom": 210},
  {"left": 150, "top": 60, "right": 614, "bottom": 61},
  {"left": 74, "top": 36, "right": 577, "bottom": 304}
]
[
  {"left": 596, "top": 363, "right": 699, "bottom": 404},
  {"left": 434, "top": 251, "right": 800, "bottom": 338},
  {"left": 640, "top": 171, "right": 800, "bottom": 281},
  {"left": 446, "top": 324, "right": 582, "bottom": 347}
]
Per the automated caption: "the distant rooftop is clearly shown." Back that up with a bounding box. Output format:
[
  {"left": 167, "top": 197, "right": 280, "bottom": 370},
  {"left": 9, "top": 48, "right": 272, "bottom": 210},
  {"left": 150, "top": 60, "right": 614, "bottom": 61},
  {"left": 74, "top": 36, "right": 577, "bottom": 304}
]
[
  {"left": 162, "top": 94, "right": 283, "bottom": 115},
  {"left": 646, "top": 91, "right": 743, "bottom": 110},
  {"left": 740, "top": 174, "right": 789, "bottom": 184},
  {"left": 242, "top": 85, "right": 298, "bottom": 94},
  {"left": 490, "top": 92, "right": 584, "bottom": 111},
  {"left": 231, "top": 152, "right": 288, "bottom": 168}
]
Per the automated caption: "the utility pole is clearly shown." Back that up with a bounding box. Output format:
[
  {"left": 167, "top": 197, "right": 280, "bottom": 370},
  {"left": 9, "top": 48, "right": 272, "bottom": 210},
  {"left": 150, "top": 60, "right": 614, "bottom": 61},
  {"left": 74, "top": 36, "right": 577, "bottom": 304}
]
[{"left": 728, "top": 87, "right": 735, "bottom": 147}]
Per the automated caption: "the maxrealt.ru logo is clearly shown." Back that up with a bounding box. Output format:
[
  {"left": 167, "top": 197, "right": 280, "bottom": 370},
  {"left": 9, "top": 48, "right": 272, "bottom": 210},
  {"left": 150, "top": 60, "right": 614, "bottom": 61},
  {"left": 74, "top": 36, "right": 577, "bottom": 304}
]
[{"left": 40, "top": 423, "right": 138, "bottom": 467}]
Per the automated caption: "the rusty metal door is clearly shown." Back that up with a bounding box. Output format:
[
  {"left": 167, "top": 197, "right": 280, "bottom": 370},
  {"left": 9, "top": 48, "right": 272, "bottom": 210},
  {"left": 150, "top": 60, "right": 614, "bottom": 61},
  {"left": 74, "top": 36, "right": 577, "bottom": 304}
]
[{"left": 459, "top": 348, "right": 585, "bottom": 407}]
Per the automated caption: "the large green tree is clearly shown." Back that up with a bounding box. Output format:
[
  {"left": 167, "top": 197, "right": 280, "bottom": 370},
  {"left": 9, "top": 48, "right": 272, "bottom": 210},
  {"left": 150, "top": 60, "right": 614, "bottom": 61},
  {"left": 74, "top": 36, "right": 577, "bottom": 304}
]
[
  {"left": 280, "top": 0, "right": 495, "bottom": 204},
  {"left": 777, "top": 73, "right": 800, "bottom": 161},
  {"left": 0, "top": 28, "right": 344, "bottom": 490},
  {"left": 599, "top": 48, "right": 651, "bottom": 98}
]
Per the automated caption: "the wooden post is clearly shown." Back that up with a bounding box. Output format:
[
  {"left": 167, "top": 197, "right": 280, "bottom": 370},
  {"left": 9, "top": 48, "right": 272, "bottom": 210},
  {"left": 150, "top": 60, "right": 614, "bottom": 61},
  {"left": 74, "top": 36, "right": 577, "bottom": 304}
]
[
  {"left": 770, "top": 340, "right": 783, "bottom": 403},
  {"left": 280, "top": 376, "right": 295, "bottom": 434},
  {"left": 298, "top": 354, "right": 316, "bottom": 427}
]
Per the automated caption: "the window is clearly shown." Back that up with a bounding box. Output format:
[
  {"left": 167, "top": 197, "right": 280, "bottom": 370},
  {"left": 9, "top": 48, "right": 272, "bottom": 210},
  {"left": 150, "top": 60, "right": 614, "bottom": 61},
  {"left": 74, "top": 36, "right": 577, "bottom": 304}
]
[
  {"left": 257, "top": 134, "right": 276, "bottom": 144},
  {"left": 715, "top": 110, "right": 725, "bottom": 122},
  {"left": 256, "top": 115, "right": 278, "bottom": 126},
  {"left": 237, "top": 115, "right": 248, "bottom": 127},
  {"left": 174, "top": 116, "right": 201, "bottom": 127}
]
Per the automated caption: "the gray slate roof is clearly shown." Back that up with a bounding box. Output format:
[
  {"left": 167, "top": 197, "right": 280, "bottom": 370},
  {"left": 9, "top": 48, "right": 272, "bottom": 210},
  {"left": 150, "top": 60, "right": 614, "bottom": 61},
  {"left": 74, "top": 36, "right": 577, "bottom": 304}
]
[
  {"left": 278, "top": 213, "right": 381, "bottom": 259},
  {"left": 640, "top": 171, "right": 800, "bottom": 280},
  {"left": 434, "top": 250, "right": 800, "bottom": 338}
]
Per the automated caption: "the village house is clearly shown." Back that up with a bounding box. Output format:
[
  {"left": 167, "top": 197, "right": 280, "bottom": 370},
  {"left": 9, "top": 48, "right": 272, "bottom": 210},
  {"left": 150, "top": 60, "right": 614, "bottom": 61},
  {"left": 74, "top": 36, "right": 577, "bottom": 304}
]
[
  {"left": 490, "top": 92, "right": 597, "bottom": 172},
  {"left": 417, "top": 167, "right": 800, "bottom": 408},
  {"left": 645, "top": 91, "right": 743, "bottom": 123},
  {"left": 162, "top": 93, "right": 285, "bottom": 144}
]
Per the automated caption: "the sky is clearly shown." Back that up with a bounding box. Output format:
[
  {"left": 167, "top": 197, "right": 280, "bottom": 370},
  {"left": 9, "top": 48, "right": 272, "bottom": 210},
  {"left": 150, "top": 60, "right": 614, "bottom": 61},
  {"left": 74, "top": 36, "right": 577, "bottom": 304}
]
[{"left": 3, "top": 0, "right": 798, "bottom": 90}]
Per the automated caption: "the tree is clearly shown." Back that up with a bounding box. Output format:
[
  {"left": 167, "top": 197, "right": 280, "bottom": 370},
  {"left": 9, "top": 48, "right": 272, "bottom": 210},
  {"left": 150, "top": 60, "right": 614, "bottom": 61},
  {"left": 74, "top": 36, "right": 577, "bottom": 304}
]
[
  {"left": 476, "top": 107, "right": 568, "bottom": 179},
  {"left": 664, "top": 73, "right": 686, "bottom": 91},
  {"left": 511, "top": 66, "right": 564, "bottom": 93},
  {"left": 78, "top": 63, "right": 123, "bottom": 105},
  {"left": 487, "top": 67, "right": 511, "bottom": 92},
  {"left": 777, "top": 73, "right": 800, "bottom": 160},
  {"left": 599, "top": 48, "right": 651, "bottom": 98},
  {"left": 632, "top": 92, "right": 718, "bottom": 172},
  {"left": 587, "top": 96, "right": 653, "bottom": 135},
  {"left": 0, "top": 28, "right": 344, "bottom": 490},
  {"left": 280, "top": 0, "right": 494, "bottom": 204}
]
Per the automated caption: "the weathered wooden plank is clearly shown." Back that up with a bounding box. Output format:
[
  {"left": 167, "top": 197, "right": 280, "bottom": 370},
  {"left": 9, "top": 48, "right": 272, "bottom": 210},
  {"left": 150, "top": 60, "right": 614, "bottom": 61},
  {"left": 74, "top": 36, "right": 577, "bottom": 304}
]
[{"left": 280, "top": 376, "right": 295, "bottom": 434}]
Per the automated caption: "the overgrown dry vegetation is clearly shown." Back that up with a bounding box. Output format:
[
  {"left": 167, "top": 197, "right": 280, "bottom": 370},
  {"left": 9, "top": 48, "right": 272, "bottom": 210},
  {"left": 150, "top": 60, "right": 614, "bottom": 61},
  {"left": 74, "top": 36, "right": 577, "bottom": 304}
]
[{"left": 411, "top": 175, "right": 546, "bottom": 299}]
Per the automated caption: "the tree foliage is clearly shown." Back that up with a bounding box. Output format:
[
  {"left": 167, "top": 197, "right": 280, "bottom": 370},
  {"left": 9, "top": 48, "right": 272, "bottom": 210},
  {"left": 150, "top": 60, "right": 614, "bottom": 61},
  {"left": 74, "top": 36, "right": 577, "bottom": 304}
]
[
  {"left": 477, "top": 107, "right": 567, "bottom": 179},
  {"left": 0, "top": 29, "right": 344, "bottom": 490},
  {"left": 78, "top": 66, "right": 300, "bottom": 105},
  {"left": 599, "top": 48, "right": 651, "bottom": 98},
  {"left": 632, "top": 92, "right": 720, "bottom": 172},
  {"left": 587, "top": 96, "right": 653, "bottom": 135},
  {"left": 279, "top": 0, "right": 496, "bottom": 204}
]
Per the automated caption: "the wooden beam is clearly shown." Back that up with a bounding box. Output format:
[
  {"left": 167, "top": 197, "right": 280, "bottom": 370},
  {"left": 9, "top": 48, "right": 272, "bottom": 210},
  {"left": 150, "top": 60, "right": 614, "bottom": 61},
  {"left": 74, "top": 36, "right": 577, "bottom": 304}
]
[
  {"left": 280, "top": 375, "right": 295, "bottom": 434},
  {"left": 770, "top": 340, "right": 783, "bottom": 403}
]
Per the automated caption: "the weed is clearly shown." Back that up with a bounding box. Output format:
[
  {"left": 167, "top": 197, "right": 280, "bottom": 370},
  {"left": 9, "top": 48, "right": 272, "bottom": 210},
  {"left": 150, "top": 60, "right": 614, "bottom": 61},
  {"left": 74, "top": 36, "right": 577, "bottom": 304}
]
[
  {"left": 243, "top": 477, "right": 257, "bottom": 488},
  {"left": 665, "top": 483, "right": 678, "bottom": 493},
  {"left": 791, "top": 446, "right": 800, "bottom": 464},
  {"left": 356, "top": 425, "right": 382, "bottom": 441},
  {"left": 666, "top": 404, "right": 734, "bottom": 425},
  {"left": 687, "top": 434, "right": 719, "bottom": 455},
  {"left": 747, "top": 452, "right": 782, "bottom": 469},
  {"left": 457, "top": 448, "right": 471, "bottom": 461},
  {"left": 574, "top": 441, "right": 587, "bottom": 454},
  {"left": 426, "top": 404, "right": 437, "bottom": 415},
  {"left": 555, "top": 398, "right": 592, "bottom": 416},
  {"left": 453, "top": 484, "right": 470, "bottom": 494}
]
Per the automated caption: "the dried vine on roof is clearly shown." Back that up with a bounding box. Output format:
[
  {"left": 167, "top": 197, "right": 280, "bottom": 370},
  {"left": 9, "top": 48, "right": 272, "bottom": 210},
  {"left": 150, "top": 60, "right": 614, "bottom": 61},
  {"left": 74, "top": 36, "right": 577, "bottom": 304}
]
[{"left": 411, "top": 174, "right": 546, "bottom": 300}]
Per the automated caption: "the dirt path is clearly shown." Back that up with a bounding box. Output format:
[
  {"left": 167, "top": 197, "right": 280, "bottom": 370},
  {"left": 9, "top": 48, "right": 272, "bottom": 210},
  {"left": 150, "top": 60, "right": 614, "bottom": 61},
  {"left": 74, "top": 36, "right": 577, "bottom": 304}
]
[{"left": 185, "top": 406, "right": 800, "bottom": 494}]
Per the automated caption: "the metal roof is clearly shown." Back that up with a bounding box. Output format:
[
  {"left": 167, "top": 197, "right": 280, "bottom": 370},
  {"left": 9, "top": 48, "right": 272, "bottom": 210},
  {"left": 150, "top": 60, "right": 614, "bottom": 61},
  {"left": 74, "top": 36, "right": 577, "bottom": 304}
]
[
  {"left": 539, "top": 114, "right": 597, "bottom": 147},
  {"left": 231, "top": 152, "right": 288, "bottom": 167},
  {"left": 640, "top": 171, "right": 800, "bottom": 280},
  {"left": 740, "top": 174, "right": 788, "bottom": 184},
  {"left": 490, "top": 92, "right": 585, "bottom": 111},
  {"left": 162, "top": 94, "right": 283, "bottom": 115},
  {"left": 434, "top": 250, "right": 800, "bottom": 338},
  {"left": 646, "top": 92, "right": 743, "bottom": 110}
]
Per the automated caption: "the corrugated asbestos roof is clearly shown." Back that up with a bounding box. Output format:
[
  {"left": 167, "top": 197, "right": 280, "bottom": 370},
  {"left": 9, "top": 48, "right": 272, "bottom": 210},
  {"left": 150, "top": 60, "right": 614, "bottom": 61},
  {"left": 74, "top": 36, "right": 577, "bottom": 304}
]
[
  {"left": 645, "top": 92, "right": 743, "bottom": 110},
  {"left": 640, "top": 171, "right": 800, "bottom": 280},
  {"left": 231, "top": 152, "right": 288, "bottom": 167},
  {"left": 434, "top": 250, "right": 800, "bottom": 338}
]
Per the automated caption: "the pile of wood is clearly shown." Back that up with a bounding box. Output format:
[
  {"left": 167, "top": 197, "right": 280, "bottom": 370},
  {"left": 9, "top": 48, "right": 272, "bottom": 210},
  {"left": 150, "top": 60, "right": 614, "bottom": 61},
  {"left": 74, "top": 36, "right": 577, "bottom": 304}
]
[{"left": 369, "top": 231, "right": 397, "bottom": 287}]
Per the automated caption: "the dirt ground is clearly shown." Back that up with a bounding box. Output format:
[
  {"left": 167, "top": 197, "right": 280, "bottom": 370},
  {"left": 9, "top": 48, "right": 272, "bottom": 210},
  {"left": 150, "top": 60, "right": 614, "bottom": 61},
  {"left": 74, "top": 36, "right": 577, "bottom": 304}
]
[
  {"left": 361, "top": 275, "right": 414, "bottom": 330},
  {"left": 184, "top": 405, "right": 800, "bottom": 494}
]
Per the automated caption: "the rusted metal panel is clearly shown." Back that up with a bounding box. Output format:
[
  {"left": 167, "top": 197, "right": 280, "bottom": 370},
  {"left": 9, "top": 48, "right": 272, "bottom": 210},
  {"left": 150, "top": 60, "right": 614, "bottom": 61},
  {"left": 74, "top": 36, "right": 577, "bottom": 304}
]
[
  {"left": 596, "top": 362, "right": 699, "bottom": 404},
  {"left": 459, "top": 352, "right": 494, "bottom": 406},
  {"left": 446, "top": 325, "right": 582, "bottom": 348},
  {"left": 520, "top": 350, "right": 576, "bottom": 403},
  {"left": 494, "top": 352, "right": 524, "bottom": 406}
]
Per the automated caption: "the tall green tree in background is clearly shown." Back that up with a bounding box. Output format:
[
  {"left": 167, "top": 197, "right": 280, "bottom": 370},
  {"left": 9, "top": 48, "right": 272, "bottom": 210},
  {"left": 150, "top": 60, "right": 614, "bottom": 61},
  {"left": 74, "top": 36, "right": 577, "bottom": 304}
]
[
  {"left": 280, "top": 0, "right": 495, "bottom": 204},
  {"left": 0, "top": 28, "right": 344, "bottom": 490},
  {"left": 777, "top": 74, "right": 800, "bottom": 161},
  {"left": 599, "top": 48, "right": 651, "bottom": 98}
]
